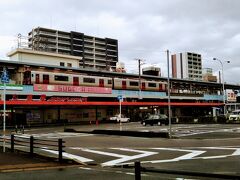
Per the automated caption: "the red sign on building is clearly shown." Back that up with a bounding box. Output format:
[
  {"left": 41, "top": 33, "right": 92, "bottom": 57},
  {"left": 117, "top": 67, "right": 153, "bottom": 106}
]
[{"left": 34, "top": 84, "right": 112, "bottom": 94}]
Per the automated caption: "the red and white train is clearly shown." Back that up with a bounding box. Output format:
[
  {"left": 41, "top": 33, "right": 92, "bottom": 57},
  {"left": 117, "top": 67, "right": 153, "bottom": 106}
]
[{"left": 23, "top": 70, "right": 167, "bottom": 92}]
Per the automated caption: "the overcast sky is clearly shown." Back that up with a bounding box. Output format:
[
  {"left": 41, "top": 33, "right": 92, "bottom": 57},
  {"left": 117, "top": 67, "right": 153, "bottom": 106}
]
[{"left": 0, "top": 0, "right": 239, "bottom": 84}]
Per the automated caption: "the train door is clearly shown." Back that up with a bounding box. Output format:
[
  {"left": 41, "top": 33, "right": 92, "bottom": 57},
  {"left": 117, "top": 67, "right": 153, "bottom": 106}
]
[
  {"left": 73, "top": 77, "right": 79, "bottom": 86},
  {"left": 43, "top": 74, "right": 49, "bottom": 84},
  {"left": 142, "top": 82, "right": 146, "bottom": 91},
  {"left": 159, "top": 84, "right": 162, "bottom": 91},
  {"left": 99, "top": 79, "right": 104, "bottom": 87},
  {"left": 23, "top": 71, "right": 31, "bottom": 85},
  {"left": 35, "top": 74, "right": 40, "bottom": 84},
  {"left": 122, "top": 80, "right": 126, "bottom": 89}
]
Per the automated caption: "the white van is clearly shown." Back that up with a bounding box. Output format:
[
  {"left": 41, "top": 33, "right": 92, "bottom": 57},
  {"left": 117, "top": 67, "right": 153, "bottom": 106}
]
[
  {"left": 109, "top": 114, "right": 130, "bottom": 123},
  {"left": 228, "top": 110, "right": 240, "bottom": 121}
]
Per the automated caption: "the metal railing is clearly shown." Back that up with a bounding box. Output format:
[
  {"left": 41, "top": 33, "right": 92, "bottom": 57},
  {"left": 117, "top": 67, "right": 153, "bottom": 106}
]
[{"left": 0, "top": 134, "right": 65, "bottom": 162}]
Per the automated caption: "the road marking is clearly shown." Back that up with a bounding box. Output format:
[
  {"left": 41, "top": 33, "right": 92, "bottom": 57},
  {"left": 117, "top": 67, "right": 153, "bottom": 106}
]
[
  {"left": 232, "top": 148, "right": 240, "bottom": 155},
  {"left": 175, "top": 130, "right": 216, "bottom": 137},
  {"left": 41, "top": 149, "right": 93, "bottom": 163},
  {"left": 72, "top": 148, "right": 126, "bottom": 158},
  {"left": 79, "top": 167, "right": 92, "bottom": 170},
  {"left": 43, "top": 146, "right": 240, "bottom": 166},
  {"left": 194, "top": 147, "right": 240, "bottom": 157},
  {"left": 70, "top": 147, "right": 158, "bottom": 166},
  {"left": 141, "top": 148, "right": 205, "bottom": 164},
  {"left": 174, "top": 127, "right": 240, "bottom": 137},
  {"left": 103, "top": 148, "right": 158, "bottom": 166}
]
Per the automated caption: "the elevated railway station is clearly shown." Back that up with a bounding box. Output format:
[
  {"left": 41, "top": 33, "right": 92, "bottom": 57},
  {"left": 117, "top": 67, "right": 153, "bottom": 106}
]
[{"left": 0, "top": 49, "right": 240, "bottom": 126}]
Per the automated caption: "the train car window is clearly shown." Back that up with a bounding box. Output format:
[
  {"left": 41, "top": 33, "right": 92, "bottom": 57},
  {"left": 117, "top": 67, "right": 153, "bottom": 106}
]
[
  {"left": 54, "top": 75, "right": 69, "bottom": 81},
  {"left": 60, "top": 62, "right": 65, "bottom": 66},
  {"left": 129, "top": 81, "right": 139, "bottom": 86},
  {"left": 148, "top": 82, "right": 156, "bottom": 87},
  {"left": 108, "top": 79, "right": 112, "bottom": 84},
  {"left": 83, "top": 77, "right": 95, "bottom": 83}
]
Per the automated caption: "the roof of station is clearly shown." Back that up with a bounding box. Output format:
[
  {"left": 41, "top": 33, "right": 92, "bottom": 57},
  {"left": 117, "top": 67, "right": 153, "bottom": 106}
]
[{"left": 0, "top": 59, "right": 240, "bottom": 90}]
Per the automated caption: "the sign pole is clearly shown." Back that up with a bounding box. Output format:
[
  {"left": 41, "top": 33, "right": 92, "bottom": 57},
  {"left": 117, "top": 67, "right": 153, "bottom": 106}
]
[
  {"left": 1, "top": 67, "right": 9, "bottom": 152},
  {"left": 3, "top": 82, "right": 6, "bottom": 152},
  {"left": 119, "top": 98, "right": 122, "bottom": 131},
  {"left": 117, "top": 95, "right": 123, "bottom": 131}
]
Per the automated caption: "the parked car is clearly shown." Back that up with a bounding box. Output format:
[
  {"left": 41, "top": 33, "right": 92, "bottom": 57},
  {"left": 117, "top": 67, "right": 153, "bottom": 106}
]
[
  {"left": 109, "top": 114, "right": 130, "bottom": 123},
  {"left": 141, "top": 114, "right": 168, "bottom": 126},
  {"left": 228, "top": 110, "right": 240, "bottom": 121}
]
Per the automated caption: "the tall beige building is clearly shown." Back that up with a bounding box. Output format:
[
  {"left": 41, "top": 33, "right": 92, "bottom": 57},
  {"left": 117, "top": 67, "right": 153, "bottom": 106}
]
[
  {"left": 202, "top": 68, "right": 217, "bottom": 82},
  {"left": 28, "top": 27, "right": 118, "bottom": 71},
  {"left": 172, "top": 52, "right": 202, "bottom": 81}
]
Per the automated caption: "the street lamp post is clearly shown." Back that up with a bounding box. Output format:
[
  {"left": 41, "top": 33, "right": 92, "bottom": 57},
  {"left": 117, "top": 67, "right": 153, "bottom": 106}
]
[
  {"left": 213, "top": 58, "right": 230, "bottom": 115},
  {"left": 166, "top": 50, "right": 172, "bottom": 138}
]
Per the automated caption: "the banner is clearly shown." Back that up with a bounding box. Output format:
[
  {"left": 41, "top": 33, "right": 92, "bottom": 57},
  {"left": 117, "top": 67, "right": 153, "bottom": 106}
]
[{"left": 34, "top": 84, "right": 112, "bottom": 94}]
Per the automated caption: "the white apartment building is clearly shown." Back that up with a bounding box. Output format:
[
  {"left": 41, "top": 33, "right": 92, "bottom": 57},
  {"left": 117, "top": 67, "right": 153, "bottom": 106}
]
[{"left": 172, "top": 52, "right": 202, "bottom": 81}]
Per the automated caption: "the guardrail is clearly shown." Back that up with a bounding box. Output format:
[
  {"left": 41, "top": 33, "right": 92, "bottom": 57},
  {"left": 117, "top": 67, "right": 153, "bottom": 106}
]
[{"left": 0, "top": 134, "right": 65, "bottom": 162}]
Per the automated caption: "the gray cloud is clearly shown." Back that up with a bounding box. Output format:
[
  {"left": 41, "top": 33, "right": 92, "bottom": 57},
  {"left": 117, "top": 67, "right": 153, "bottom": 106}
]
[{"left": 0, "top": 0, "right": 240, "bottom": 84}]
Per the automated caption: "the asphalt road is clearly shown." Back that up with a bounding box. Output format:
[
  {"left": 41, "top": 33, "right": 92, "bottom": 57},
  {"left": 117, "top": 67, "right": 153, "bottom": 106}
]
[{"left": 1, "top": 123, "right": 240, "bottom": 179}]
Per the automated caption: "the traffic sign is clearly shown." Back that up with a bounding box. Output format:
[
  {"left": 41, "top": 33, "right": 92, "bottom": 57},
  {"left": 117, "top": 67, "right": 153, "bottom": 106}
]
[
  {"left": 117, "top": 95, "right": 123, "bottom": 101},
  {"left": 1, "top": 68, "right": 9, "bottom": 84}
]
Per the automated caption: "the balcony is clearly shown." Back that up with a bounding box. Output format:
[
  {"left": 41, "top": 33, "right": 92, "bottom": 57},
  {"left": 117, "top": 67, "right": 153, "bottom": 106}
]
[
  {"left": 84, "top": 38, "right": 94, "bottom": 43},
  {"left": 84, "top": 56, "right": 94, "bottom": 59},
  {"left": 58, "top": 34, "right": 70, "bottom": 39},
  {"left": 58, "top": 46, "right": 71, "bottom": 51},
  {"left": 85, "top": 50, "right": 94, "bottom": 54},
  {"left": 39, "top": 31, "right": 56, "bottom": 37},
  {"left": 95, "top": 51, "right": 106, "bottom": 56},
  {"left": 58, "top": 40, "right": 70, "bottom": 45},
  {"left": 95, "top": 40, "right": 105, "bottom": 45}
]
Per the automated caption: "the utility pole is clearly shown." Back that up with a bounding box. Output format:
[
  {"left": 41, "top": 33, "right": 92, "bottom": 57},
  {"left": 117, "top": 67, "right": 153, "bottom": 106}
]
[
  {"left": 135, "top": 59, "right": 145, "bottom": 99},
  {"left": 166, "top": 50, "right": 172, "bottom": 138}
]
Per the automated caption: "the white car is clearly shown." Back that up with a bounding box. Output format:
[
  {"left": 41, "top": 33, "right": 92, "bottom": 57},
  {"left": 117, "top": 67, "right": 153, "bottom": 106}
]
[
  {"left": 228, "top": 110, "right": 240, "bottom": 121},
  {"left": 109, "top": 114, "right": 130, "bottom": 123}
]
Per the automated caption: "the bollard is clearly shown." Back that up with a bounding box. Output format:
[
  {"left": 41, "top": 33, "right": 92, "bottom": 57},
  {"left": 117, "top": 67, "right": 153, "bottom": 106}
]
[
  {"left": 11, "top": 134, "right": 14, "bottom": 152},
  {"left": 30, "top": 136, "right": 34, "bottom": 155},
  {"left": 58, "top": 139, "right": 63, "bottom": 162},
  {"left": 22, "top": 126, "right": 24, "bottom": 134},
  {"left": 135, "top": 161, "right": 141, "bottom": 180}
]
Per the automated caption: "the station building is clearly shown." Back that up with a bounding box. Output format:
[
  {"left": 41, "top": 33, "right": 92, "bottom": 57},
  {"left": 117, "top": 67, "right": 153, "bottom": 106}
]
[{"left": 0, "top": 48, "right": 239, "bottom": 127}]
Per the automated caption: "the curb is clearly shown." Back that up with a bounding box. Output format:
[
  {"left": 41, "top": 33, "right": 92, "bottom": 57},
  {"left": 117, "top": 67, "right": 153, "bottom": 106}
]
[{"left": 64, "top": 128, "right": 169, "bottom": 138}]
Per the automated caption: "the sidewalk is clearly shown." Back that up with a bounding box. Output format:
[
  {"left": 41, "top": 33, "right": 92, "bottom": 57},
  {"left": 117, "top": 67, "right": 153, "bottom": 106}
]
[{"left": 0, "top": 149, "right": 70, "bottom": 172}]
